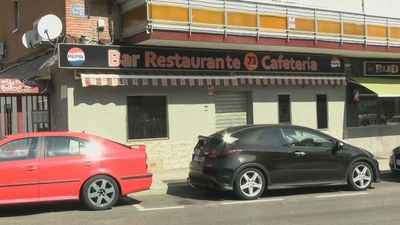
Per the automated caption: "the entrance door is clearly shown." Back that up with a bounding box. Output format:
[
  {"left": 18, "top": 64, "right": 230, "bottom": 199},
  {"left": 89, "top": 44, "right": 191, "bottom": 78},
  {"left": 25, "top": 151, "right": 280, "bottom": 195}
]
[{"left": 215, "top": 91, "right": 252, "bottom": 131}]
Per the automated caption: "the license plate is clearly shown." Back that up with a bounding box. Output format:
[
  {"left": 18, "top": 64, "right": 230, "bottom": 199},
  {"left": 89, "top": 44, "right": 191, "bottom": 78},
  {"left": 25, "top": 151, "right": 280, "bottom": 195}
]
[
  {"left": 193, "top": 155, "right": 205, "bottom": 162},
  {"left": 396, "top": 159, "right": 400, "bottom": 165}
]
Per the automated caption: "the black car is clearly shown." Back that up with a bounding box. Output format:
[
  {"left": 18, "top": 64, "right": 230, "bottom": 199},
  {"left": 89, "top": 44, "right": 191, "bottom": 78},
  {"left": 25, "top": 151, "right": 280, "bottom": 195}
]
[
  {"left": 188, "top": 124, "right": 380, "bottom": 200},
  {"left": 389, "top": 147, "right": 400, "bottom": 172}
]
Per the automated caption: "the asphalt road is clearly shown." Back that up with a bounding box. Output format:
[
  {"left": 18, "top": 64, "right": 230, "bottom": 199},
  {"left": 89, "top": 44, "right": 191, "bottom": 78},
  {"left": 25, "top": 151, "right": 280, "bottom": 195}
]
[{"left": 1, "top": 172, "right": 400, "bottom": 225}]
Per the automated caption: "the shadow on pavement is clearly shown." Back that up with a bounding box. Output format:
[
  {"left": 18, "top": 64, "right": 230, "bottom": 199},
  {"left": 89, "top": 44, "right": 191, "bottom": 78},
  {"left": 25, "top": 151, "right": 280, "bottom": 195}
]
[
  {"left": 163, "top": 179, "right": 359, "bottom": 201},
  {"left": 379, "top": 170, "right": 400, "bottom": 183},
  {"left": 0, "top": 197, "right": 140, "bottom": 217}
]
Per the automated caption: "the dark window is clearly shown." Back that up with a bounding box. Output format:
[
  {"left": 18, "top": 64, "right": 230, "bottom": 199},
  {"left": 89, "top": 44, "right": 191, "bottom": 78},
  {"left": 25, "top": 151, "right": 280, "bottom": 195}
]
[
  {"left": 347, "top": 96, "right": 400, "bottom": 127},
  {"left": 127, "top": 96, "right": 167, "bottom": 139},
  {"left": 317, "top": 95, "right": 328, "bottom": 129},
  {"left": 237, "top": 128, "right": 286, "bottom": 147},
  {"left": 0, "top": 138, "right": 38, "bottom": 161},
  {"left": 13, "top": 1, "right": 19, "bottom": 30},
  {"left": 282, "top": 128, "right": 334, "bottom": 148},
  {"left": 45, "top": 137, "right": 86, "bottom": 158},
  {"left": 278, "top": 95, "right": 291, "bottom": 124}
]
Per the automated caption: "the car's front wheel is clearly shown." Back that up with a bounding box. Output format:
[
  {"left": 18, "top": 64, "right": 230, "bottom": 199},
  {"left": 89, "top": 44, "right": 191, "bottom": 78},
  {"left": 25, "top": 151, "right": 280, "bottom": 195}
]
[
  {"left": 234, "top": 168, "right": 266, "bottom": 200},
  {"left": 81, "top": 175, "right": 120, "bottom": 210},
  {"left": 348, "top": 162, "right": 373, "bottom": 191}
]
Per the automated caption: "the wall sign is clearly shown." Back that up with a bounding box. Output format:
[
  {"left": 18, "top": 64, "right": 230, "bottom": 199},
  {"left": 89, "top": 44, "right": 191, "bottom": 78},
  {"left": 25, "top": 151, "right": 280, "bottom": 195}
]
[
  {"left": 0, "top": 79, "right": 40, "bottom": 94},
  {"left": 287, "top": 15, "right": 296, "bottom": 30},
  {"left": 58, "top": 44, "right": 345, "bottom": 74},
  {"left": 70, "top": 4, "right": 88, "bottom": 18},
  {"left": 364, "top": 61, "right": 400, "bottom": 76}
]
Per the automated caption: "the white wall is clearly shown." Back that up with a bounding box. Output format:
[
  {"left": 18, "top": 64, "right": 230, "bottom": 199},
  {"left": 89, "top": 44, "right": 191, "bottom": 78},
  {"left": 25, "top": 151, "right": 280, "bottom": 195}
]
[
  {"left": 243, "top": 0, "right": 400, "bottom": 18},
  {"left": 243, "top": 0, "right": 363, "bottom": 13},
  {"left": 252, "top": 86, "right": 346, "bottom": 139},
  {"left": 364, "top": 0, "right": 400, "bottom": 18}
]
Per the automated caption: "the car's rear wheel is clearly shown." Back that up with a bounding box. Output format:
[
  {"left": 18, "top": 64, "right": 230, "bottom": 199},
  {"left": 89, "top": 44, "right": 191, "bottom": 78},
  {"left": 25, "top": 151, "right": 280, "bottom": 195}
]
[
  {"left": 81, "top": 175, "right": 120, "bottom": 210},
  {"left": 234, "top": 168, "right": 265, "bottom": 200},
  {"left": 348, "top": 162, "right": 373, "bottom": 191}
]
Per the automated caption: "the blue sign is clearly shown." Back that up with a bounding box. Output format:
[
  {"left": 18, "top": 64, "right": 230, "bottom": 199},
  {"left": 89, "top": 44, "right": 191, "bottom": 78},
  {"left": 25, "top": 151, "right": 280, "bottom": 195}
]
[{"left": 70, "top": 4, "right": 87, "bottom": 18}]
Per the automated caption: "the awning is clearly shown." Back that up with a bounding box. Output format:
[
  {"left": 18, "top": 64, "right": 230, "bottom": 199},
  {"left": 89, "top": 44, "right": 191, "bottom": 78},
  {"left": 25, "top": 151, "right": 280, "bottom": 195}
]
[
  {"left": 0, "top": 51, "right": 56, "bottom": 80},
  {"left": 80, "top": 73, "right": 346, "bottom": 87},
  {"left": 351, "top": 77, "right": 400, "bottom": 97}
]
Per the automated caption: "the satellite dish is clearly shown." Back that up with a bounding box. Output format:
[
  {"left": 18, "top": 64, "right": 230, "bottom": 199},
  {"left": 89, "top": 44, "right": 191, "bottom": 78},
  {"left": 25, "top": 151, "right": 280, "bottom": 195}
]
[
  {"left": 22, "top": 31, "right": 35, "bottom": 48},
  {"left": 37, "top": 14, "right": 63, "bottom": 41}
]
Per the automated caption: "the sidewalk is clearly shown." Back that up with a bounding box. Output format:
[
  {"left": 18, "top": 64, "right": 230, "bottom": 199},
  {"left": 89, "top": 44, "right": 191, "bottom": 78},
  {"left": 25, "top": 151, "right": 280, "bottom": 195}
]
[{"left": 130, "top": 158, "right": 390, "bottom": 197}]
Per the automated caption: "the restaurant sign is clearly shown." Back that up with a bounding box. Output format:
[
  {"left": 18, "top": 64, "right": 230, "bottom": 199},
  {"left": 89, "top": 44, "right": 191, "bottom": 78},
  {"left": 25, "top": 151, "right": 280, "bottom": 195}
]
[
  {"left": 59, "top": 44, "right": 344, "bottom": 74},
  {"left": 364, "top": 61, "right": 400, "bottom": 76}
]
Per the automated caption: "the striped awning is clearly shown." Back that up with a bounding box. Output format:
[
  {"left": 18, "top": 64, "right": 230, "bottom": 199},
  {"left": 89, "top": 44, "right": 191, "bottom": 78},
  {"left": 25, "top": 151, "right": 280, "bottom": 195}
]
[{"left": 80, "top": 73, "right": 346, "bottom": 87}]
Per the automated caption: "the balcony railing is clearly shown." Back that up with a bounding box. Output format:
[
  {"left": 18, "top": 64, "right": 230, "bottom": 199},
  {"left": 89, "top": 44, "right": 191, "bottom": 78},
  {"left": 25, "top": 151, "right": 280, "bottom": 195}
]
[{"left": 121, "top": 0, "right": 400, "bottom": 47}]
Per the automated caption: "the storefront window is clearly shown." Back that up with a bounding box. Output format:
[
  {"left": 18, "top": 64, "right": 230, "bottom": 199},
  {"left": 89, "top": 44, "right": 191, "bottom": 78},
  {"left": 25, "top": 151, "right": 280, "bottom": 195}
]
[
  {"left": 278, "top": 95, "right": 291, "bottom": 124},
  {"left": 127, "top": 96, "right": 167, "bottom": 139},
  {"left": 347, "top": 96, "right": 400, "bottom": 127}
]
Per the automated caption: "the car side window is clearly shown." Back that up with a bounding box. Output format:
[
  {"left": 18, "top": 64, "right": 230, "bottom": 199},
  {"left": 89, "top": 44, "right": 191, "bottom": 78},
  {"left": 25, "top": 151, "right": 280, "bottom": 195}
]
[
  {"left": 0, "top": 138, "right": 38, "bottom": 162},
  {"left": 45, "top": 137, "right": 87, "bottom": 158},
  {"left": 282, "top": 128, "right": 334, "bottom": 148},
  {"left": 238, "top": 128, "right": 286, "bottom": 147}
]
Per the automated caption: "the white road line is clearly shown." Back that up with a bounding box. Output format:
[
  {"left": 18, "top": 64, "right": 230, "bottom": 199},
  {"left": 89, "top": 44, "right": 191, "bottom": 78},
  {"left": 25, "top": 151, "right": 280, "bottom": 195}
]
[
  {"left": 133, "top": 204, "right": 186, "bottom": 211},
  {"left": 221, "top": 198, "right": 284, "bottom": 205},
  {"left": 316, "top": 192, "right": 369, "bottom": 198}
]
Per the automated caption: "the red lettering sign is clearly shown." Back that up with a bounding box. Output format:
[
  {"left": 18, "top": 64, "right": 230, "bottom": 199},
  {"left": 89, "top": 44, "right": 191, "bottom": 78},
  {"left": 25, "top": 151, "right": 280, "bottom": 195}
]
[{"left": 0, "top": 79, "right": 39, "bottom": 94}]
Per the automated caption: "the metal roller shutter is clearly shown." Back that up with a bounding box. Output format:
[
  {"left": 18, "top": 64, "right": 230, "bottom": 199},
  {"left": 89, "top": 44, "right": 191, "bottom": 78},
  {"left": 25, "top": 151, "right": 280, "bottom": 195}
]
[{"left": 215, "top": 92, "right": 250, "bottom": 131}]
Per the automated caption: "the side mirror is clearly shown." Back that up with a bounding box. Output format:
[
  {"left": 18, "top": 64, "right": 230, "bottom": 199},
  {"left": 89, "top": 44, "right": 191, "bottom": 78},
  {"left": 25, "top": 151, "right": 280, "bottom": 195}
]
[{"left": 335, "top": 142, "right": 344, "bottom": 150}]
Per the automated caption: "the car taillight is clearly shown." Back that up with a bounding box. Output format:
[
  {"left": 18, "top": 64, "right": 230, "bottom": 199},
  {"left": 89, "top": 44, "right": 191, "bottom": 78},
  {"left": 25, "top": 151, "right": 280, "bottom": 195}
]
[
  {"left": 224, "top": 149, "right": 242, "bottom": 155},
  {"left": 208, "top": 148, "right": 220, "bottom": 158}
]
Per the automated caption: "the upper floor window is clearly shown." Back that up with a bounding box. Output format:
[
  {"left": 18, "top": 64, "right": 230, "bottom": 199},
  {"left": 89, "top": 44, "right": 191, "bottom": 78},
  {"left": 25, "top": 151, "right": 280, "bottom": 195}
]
[{"left": 13, "top": 0, "right": 20, "bottom": 32}]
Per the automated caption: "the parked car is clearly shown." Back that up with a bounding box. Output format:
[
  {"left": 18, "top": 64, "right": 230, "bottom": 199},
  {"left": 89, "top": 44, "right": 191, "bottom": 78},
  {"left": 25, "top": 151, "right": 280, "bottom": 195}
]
[
  {"left": 386, "top": 116, "right": 400, "bottom": 125},
  {"left": 389, "top": 146, "right": 400, "bottom": 173},
  {"left": 188, "top": 124, "right": 380, "bottom": 200},
  {"left": 0, "top": 132, "right": 152, "bottom": 210}
]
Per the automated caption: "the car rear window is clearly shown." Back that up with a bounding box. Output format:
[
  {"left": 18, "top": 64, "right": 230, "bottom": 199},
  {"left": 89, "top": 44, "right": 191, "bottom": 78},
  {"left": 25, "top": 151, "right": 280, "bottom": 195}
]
[{"left": 196, "top": 137, "right": 225, "bottom": 153}]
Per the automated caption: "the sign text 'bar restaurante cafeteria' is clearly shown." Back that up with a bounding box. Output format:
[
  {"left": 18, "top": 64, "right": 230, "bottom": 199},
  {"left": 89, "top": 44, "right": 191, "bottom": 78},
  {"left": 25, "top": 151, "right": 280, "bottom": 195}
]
[{"left": 58, "top": 44, "right": 344, "bottom": 74}]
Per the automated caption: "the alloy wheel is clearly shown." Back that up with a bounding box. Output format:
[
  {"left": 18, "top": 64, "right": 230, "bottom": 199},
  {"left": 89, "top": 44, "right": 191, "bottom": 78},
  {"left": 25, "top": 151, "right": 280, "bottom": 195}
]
[
  {"left": 87, "top": 179, "right": 116, "bottom": 207},
  {"left": 239, "top": 170, "right": 263, "bottom": 198},
  {"left": 351, "top": 164, "right": 372, "bottom": 189}
]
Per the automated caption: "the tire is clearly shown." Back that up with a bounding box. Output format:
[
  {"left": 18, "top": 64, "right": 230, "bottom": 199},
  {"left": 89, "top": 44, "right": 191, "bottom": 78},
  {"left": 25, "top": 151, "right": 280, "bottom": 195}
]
[
  {"left": 348, "top": 162, "right": 373, "bottom": 191},
  {"left": 234, "top": 168, "right": 266, "bottom": 200},
  {"left": 81, "top": 175, "right": 120, "bottom": 210}
]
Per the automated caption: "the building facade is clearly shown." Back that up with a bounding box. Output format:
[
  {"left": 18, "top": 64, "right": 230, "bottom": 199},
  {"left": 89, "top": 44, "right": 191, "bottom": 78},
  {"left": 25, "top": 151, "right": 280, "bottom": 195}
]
[{"left": 1, "top": 0, "right": 400, "bottom": 170}]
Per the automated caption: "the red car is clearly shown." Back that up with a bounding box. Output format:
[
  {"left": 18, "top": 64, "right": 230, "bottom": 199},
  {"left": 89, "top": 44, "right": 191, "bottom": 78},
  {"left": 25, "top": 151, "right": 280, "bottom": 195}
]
[{"left": 0, "top": 132, "right": 152, "bottom": 210}]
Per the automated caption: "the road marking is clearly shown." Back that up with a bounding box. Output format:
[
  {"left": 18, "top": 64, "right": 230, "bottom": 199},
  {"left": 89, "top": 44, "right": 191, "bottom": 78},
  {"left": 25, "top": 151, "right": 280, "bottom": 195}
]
[
  {"left": 316, "top": 192, "right": 369, "bottom": 198},
  {"left": 133, "top": 204, "right": 186, "bottom": 211},
  {"left": 221, "top": 198, "right": 284, "bottom": 205}
]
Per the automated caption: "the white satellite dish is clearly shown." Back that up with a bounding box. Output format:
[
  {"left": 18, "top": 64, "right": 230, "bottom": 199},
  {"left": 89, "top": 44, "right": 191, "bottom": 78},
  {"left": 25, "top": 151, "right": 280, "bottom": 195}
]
[
  {"left": 22, "top": 31, "right": 35, "bottom": 48},
  {"left": 37, "top": 14, "right": 63, "bottom": 41}
]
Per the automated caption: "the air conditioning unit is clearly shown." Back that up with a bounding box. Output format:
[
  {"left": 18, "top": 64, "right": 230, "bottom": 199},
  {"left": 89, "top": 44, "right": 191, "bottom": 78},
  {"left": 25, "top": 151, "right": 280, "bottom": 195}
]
[
  {"left": 31, "top": 19, "right": 43, "bottom": 47},
  {"left": 0, "top": 43, "right": 5, "bottom": 62}
]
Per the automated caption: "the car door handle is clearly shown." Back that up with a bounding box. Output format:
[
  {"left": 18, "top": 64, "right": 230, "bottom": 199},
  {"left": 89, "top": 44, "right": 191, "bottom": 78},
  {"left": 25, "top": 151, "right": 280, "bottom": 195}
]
[
  {"left": 294, "top": 151, "right": 306, "bottom": 156},
  {"left": 26, "top": 166, "right": 37, "bottom": 172},
  {"left": 83, "top": 162, "right": 92, "bottom": 167}
]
